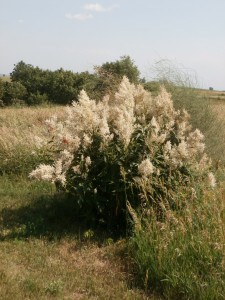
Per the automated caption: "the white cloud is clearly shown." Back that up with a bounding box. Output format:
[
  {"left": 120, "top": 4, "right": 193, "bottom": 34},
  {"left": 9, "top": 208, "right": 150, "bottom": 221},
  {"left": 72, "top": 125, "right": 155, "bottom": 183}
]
[
  {"left": 84, "top": 3, "right": 106, "bottom": 12},
  {"left": 83, "top": 3, "right": 118, "bottom": 12},
  {"left": 65, "top": 13, "right": 93, "bottom": 21},
  {"left": 18, "top": 19, "right": 24, "bottom": 23},
  {"left": 65, "top": 3, "right": 118, "bottom": 22}
]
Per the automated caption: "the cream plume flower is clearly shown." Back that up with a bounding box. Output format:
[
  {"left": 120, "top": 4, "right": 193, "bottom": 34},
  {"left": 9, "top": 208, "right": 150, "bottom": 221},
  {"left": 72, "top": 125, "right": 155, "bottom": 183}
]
[
  {"left": 30, "top": 77, "right": 212, "bottom": 191},
  {"left": 138, "top": 158, "right": 155, "bottom": 177},
  {"left": 109, "top": 76, "right": 136, "bottom": 146},
  {"left": 29, "top": 164, "right": 55, "bottom": 181},
  {"left": 208, "top": 172, "right": 216, "bottom": 188}
]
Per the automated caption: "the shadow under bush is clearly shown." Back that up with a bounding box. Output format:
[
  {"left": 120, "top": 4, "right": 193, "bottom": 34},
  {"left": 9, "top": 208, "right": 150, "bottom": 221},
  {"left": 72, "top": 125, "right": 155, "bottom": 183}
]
[{"left": 0, "top": 188, "right": 125, "bottom": 241}]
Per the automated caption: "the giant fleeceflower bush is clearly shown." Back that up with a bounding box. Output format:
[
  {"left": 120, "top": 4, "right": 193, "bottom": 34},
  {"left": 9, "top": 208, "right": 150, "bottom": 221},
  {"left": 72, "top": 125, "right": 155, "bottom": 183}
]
[{"left": 30, "top": 77, "right": 214, "bottom": 227}]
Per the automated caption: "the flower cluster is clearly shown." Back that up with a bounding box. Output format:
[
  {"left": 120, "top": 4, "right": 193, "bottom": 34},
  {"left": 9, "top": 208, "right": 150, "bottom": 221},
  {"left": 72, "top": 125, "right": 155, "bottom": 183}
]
[
  {"left": 29, "top": 149, "right": 73, "bottom": 186},
  {"left": 29, "top": 76, "right": 215, "bottom": 203},
  {"left": 138, "top": 158, "right": 155, "bottom": 178}
]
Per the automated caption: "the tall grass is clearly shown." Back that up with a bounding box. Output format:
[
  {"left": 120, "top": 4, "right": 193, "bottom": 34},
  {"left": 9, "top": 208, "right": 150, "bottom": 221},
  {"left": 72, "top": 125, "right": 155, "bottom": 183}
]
[
  {"left": 151, "top": 59, "right": 225, "bottom": 163},
  {"left": 126, "top": 62, "right": 225, "bottom": 299},
  {"left": 129, "top": 180, "right": 225, "bottom": 299},
  {"left": 0, "top": 106, "right": 65, "bottom": 174}
]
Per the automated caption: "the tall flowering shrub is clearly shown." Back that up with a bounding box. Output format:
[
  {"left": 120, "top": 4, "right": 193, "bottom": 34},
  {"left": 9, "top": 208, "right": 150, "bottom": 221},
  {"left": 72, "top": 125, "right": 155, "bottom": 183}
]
[{"left": 29, "top": 77, "right": 214, "bottom": 227}]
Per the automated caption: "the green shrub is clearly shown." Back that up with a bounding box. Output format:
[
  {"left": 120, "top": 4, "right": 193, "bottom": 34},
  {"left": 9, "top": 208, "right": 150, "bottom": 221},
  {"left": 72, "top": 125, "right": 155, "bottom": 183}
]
[
  {"left": 0, "top": 78, "right": 4, "bottom": 99},
  {"left": 30, "top": 77, "right": 213, "bottom": 229},
  {"left": 27, "top": 92, "right": 49, "bottom": 106},
  {"left": 2, "top": 81, "right": 27, "bottom": 105},
  {"left": 11, "top": 98, "right": 26, "bottom": 107}
]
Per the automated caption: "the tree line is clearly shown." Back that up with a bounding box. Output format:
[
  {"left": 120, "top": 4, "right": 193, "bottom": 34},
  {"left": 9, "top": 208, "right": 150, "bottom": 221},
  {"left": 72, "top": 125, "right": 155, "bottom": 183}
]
[{"left": 0, "top": 56, "right": 159, "bottom": 107}]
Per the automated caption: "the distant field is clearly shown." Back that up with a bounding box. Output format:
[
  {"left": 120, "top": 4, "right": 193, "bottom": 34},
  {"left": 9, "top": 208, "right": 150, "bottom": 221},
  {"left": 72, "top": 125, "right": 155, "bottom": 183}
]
[
  {"left": 0, "top": 75, "right": 11, "bottom": 82},
  {"left": 197, "top": 88, "right": 225, "bottom": 101},
  {"left": 211, "top": 100, "right": 225, "bottom": 120},
  {"left": 201, "top": 89, "right": 225, "bottom": 120}
]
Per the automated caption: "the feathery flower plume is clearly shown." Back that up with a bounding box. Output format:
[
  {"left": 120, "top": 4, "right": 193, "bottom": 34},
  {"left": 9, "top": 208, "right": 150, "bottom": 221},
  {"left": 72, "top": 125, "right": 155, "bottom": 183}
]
[
  {"left": 29, "top": 164, "right": 55, "bottom": 182},
  {"left": 208, "top": 172, "right": 216, "bottom": 188},
  {"left": 138, "top": 158, "right": 155, "bottom": 177},
  {"left": 29, "top": 77, "right": 214, "bottom": 197}
]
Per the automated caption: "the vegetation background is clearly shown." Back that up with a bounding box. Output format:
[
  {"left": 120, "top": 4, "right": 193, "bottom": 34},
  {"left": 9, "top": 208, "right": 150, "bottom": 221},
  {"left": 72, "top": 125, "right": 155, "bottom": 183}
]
[{"left": 0, "top": 57, "right": 224, "bottom": 299}]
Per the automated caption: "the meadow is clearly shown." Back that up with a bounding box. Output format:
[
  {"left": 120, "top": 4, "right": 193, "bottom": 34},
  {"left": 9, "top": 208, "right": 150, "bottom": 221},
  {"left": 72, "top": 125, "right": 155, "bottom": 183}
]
[
  {"left": 0, "top": 85, "right": 225, "bottom": 299},
  {"left": 0, "top": 105, "right": 156, "bottom": 299}
]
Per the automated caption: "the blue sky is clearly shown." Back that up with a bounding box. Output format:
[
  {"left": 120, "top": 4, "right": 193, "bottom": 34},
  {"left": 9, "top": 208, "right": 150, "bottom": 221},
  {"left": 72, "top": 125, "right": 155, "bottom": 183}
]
[{"left": 0, "top": 0, "right": 224, "bottom": 90}]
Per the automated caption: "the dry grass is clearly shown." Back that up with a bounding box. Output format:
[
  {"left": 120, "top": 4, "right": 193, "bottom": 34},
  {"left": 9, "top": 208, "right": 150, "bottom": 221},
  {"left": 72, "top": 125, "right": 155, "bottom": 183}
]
[
  {"left": 197, "top": 89, "right": 225, "bottom": 101},
  {"left": 0, "top": 238, "right": 150, "bottom": 299},
  {"left": 211, "top": 100, "right": 225, "bottom": 121},
  {"left": 0, "top": 105, "right": 65, "bottom": 128},
  {"left": 0, "top": 176, "right": 157, "bottom": 300},
  {"left": 0, "top": 106, "right": 65, "bottom": 146},
  {"left": 0, "top": 76, "right": 11, "bottom": 82},
  {"left": 0, "top": 106, "right": 66, "bottom": 174}
]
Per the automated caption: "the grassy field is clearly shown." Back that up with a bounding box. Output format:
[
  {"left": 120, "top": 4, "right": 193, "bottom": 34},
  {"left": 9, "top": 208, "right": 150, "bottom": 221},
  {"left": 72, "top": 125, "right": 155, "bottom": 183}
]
[
  {"left": 197, "top": 89, "right": 225, "bottom": 101},
  {"left": 0, "top": 106, "right": 160, "bottom": 299},
  {"left": 211, "top": 98, "right": 225, "bottom": 120},
  {"left": 0, "top": 87, "right": 224, "bottom": 299},
  {"left": 0, "top": 175, "right": 157, "bottom": 299},
  {"left": 0, "top": 106, "right": 67, "bottom": 174},
  {"left": 0, "top": 75, "right": 11, "bottom": 82}
]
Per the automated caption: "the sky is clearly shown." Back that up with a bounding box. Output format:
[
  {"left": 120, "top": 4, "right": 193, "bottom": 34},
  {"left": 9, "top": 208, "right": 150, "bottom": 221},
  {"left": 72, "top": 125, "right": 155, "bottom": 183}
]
[{"left": 0, "top": 0, "right": 224, "bottom": 90}]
